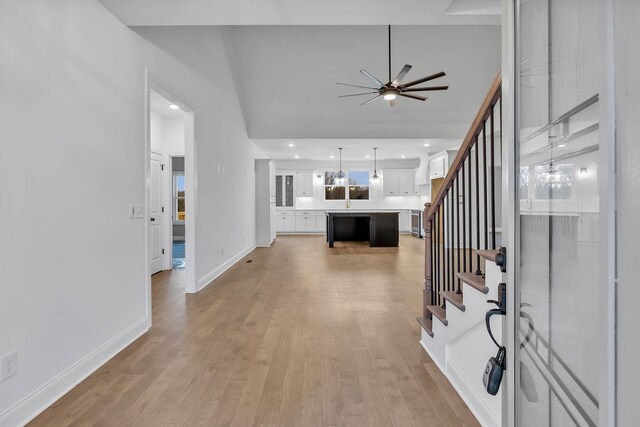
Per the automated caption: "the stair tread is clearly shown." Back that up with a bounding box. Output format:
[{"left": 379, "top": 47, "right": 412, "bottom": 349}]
[
  {"left": 477, "top": 249, "right": 499, "bottom": 263},
  {"left": 416, "top": 317, "right": 434, "bottom": 337},
  {"left": 440, "top": 291, "right": 465, "bottom": 312},
  {"left": 456, "top": 272, "right": 489, "bottom": 294},
  {"left": 426, "top": 305, "right": 448, "bottom": 326}
]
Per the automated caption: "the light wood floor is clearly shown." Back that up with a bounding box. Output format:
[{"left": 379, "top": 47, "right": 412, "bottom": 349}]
[{"left": 30, "top": 235, "right": 478, "bottom": 427}]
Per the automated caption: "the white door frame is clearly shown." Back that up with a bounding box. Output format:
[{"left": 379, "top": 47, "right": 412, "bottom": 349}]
[{"left": 145, "top": 70, "right": 198, "bottom": 325}]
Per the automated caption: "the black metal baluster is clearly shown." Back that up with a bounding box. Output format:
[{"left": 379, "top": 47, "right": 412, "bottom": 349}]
[
  {"left": 483, "top": 122, "right": 488, "bottom": 252},
  {"left": 431, "top": 217, "right": 436, "bottom": 306},
  {"left": 475, "top": 137, "right": 482, "bottom": 275},
  {"left": 490, "top": 106, "right": 496, "bottom": 250},
  {"left": 456, "top": 173, "right": 462, "bottom": 294},
  {"left": 449, "top": 187, "right": 454, "bottom": 294},
  {"left": 462, "top": 159, "right": 467, "bottom": 277},
  {"left": 433, "top": 209, "right": 438, "bottom": 306},
  {"left": 437, "top": 203, "right": 441, "bottom": 305},
  {"left": 468, "top": 151, "right": 473, "bottom": 275},
  {"left": 443, "top": 198, "right": 448, "bottom": 300}
]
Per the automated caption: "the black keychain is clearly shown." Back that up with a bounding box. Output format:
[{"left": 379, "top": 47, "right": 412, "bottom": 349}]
[{"left": 483, "top": 283, "right": 506, "bottom": 395}]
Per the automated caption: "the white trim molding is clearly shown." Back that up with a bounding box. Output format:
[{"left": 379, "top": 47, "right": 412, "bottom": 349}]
[
  {"left": 194, "top": 245, "right": 257, "bottom": 293},
  {"left": 0, "top": 318, "right": 149, "bottom": 427}
]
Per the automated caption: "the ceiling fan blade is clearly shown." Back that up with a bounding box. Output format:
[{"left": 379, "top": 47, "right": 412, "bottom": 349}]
[
  {"left": 391, "top": 64, "right": 412, "bottom": 87},
  {"left": 338, "top": 92, "right": 378, "bottom": 98},
  {"left": 400, "top": 71, "right": 446, "bottom": 89},
  {"left": 361, "top": 94, "right": 382, "bottom": 106},
  {"left": 399, "top": 93, "right": 427, "bottom": 101},
  {"left": 336, "top": 82, "right": 379, "bottom": 90},
  {"left": 403, "top": 85, "right": 449, "bottom": 92},
  {"left": 360, "top": 70, "right": 385, "bottom": 87}
]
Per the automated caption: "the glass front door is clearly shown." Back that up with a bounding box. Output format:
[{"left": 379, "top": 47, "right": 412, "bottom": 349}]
[{"left": 515, "top": 0, "right": 601, "bottom": 425}]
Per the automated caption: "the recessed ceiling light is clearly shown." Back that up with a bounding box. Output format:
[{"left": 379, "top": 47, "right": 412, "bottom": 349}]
[
  {"left": 558, "top": 144, "right": 567, "bottom": 148},
  {"left": 424, "top": 143, "right": 430, "bottom": 147},
  {"left": 168, "top": 104, "right": 180, "bottom": 110},
  {"left": 288, "top": 142, "right": 295, "bottom": 147},
  {"left": 366, "top": 155, "right": 371, "bottom": 158},
  {"left": 401, "top": 155, "right": 406, "bottom": 159},
  {"left": 330, "top": 155, "right": 335, "bottom": 159},
  {"left": 294, "top": 154, "right": 300, "bottom": 159}
]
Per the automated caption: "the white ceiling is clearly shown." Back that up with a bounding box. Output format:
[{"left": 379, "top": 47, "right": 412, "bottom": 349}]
[
  {"left": 100, "top": 2, "right": 501, "bottom": 161},
  {"left": 222, "top": 25, "right": 501, "bottom": 159},
  {"left": 150, "top": 90, "right": 185, "bottom": 117},
  {"left": 98, "top": 0, "right": 500, "bottom": 26}
]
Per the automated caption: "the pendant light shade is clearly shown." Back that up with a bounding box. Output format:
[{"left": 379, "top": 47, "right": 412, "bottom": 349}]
[
  {"left": 335, "top": 148, "right": 346, "bottom": 185},
  {"left": 370, "top": 148, "right": 382, "bottom": 184}
]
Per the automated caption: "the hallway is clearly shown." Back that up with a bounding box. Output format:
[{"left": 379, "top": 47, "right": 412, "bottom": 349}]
[{"left": 30, "top": 236, "right": 477, "bottom": 426}]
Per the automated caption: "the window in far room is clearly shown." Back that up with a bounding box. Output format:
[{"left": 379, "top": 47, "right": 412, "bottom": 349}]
[
  {"left": 348, "top": 171, "right": 369, "bottom": 200},
  {"left": 174, "top": 173, "right": 185, "bottom": 221},
  {"left": 324, "top": 171, "right": 346, "bottom": 200}
]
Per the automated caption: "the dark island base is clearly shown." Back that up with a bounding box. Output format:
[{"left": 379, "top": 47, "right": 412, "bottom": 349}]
[{"left": 326, "top": 212, "right": 399, "bottom": 248}]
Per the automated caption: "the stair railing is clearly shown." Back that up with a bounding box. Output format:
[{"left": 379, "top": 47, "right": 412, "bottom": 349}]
[{"left": 420, "top": 71, "right": 502, "bottom": 326}]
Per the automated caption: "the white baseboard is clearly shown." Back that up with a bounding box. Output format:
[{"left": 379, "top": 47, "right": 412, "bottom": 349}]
[
  {"left": 446, "top": 359, "right": 501, "bottom": 427},
  {"left": 0, "top": 317, "right": 149, "bottom": 427},
  {"left": 195, "top": 245, "right": 256, "bottom": 293}
]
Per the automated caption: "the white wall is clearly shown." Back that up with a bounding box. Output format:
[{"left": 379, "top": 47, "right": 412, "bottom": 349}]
[
  {"left": 150, "top": 110, "right": 185, "bottom": 154},
  {"left": 0, "top": 1, "right": 256, "bottom": 424}
]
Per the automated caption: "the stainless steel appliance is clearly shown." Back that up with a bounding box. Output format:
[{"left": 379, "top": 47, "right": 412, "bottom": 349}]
[{"left": 410, "top": 210, "right": 422, "bottom": 238}]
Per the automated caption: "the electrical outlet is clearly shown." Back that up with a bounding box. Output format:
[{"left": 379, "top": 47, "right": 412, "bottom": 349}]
[{"left": 1, "top": 351, "right": 17, "bottom": 382}]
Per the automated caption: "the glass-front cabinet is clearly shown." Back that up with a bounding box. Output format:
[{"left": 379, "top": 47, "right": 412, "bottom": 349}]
[{"left": 275, "top": 173, "right": 294, "bottom": 207}]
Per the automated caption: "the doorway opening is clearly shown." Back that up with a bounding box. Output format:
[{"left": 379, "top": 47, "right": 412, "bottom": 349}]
[{"left": 146, "top": 71, "right": 198, "bottom": 322}]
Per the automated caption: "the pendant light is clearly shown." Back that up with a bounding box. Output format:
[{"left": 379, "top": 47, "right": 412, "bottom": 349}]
[
  {"left": 370, "top": 148, "right": 382, "bottom": 184},
  {"left": 335, "top": 148, "right": 346, "bottom": 185}
]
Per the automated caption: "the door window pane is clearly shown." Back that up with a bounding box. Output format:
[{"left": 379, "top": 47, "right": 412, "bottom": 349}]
[{"left": 516, "top": 0, "right": 600, "bottom": 425}]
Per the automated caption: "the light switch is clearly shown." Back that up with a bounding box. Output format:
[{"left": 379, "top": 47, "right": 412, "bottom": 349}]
[
  {"left": 129, "top": 203, "right": 135, "bottom": 219},
  {"left": 135, "top": 204, "right": 144, "bottom": 219}
]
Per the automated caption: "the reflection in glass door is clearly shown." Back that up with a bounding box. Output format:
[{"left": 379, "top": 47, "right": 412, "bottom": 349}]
[{"left": 516, "top": 0, "right": 601, "bottom": 425}]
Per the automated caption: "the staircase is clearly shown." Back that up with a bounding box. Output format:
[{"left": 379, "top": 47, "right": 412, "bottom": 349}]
[{"left": 417, "top": 72, "right": 504, "bottom": 427}]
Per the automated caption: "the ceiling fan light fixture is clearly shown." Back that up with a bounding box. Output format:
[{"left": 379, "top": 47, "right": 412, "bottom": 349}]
[{"left": 383, "top": 93, "right": 396, "bottom": 101}]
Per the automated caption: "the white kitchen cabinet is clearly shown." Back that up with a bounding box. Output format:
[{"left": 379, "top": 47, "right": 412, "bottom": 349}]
[
  {"left": 399, "top": 172, "right": 415, "bottom": 196},
  {"left": 256, "top": 159, "right": 277, "bottom": 247},
  {"left": 383, "top": 170, "right": 415, "bottom": 197},
  {"left": 382, "top": 170, "right": 400, "bottom": 196},
  {"left": 316, "top": 215, "right": 327, "bottom": 232},
  {"left": 399, "top": 210, "right": 411, "bottom": 233},
  {"left": 296, "top": 172, "right": 314, "bottom": 197},
  {"left": 275, "top": 173, "right": 295, "bottom": 207},
  {"left": 429, "top": 150, "right": 458, "bottom": 180}
]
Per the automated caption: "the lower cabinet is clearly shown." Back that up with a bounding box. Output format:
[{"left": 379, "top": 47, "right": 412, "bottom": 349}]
[{"left": 277, "top": 210, "right": 325, "bottom": 233}]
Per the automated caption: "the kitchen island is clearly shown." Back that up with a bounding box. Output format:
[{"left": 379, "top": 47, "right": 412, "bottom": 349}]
[{"left": 326, "top": 210, "right": 399, "bottom": 248}]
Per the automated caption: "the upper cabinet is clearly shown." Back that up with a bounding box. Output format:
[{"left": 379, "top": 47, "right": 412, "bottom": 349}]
[
  {"left": 429, "top": 150, "right": 458, "bottom": 180},
  {"left": 296, "top": 172, "right": 314, "bottom": 197},
  {"left": 383, "top": 170, "right": 415, "bottom": 197},
  {"left": 275, "top": 173, "right": 294, "bottom": 207}
]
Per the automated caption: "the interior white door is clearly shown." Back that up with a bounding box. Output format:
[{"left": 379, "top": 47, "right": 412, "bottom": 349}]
[{"left": 150, "top": 152, "right": 164, "bottom": 275}]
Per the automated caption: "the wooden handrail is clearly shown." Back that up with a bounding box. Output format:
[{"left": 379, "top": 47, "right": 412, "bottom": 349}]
[{"left": 425, "top": 70, "right": 502, "bottom": 221}]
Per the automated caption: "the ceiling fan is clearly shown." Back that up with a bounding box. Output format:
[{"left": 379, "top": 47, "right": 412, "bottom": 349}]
[{"left": 337, "top": 25, "right": 448, "bottom": 106}]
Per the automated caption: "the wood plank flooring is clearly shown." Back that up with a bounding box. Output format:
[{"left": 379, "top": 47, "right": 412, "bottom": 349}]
[{"left": 30, "top": 235, "right": 478, "bottom": 427}]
